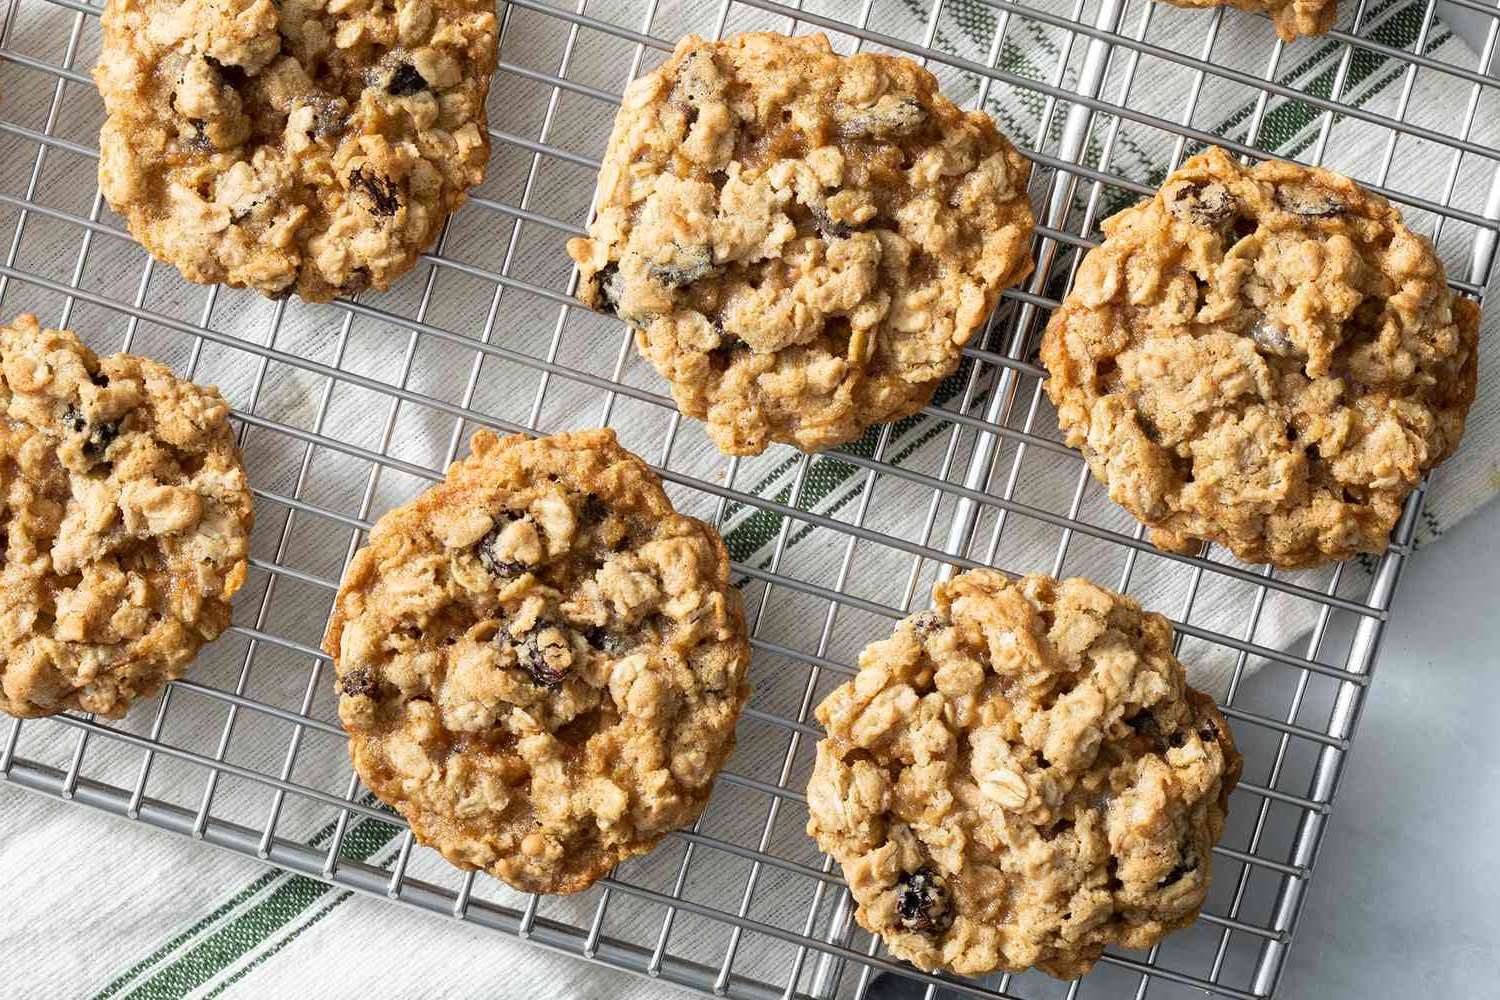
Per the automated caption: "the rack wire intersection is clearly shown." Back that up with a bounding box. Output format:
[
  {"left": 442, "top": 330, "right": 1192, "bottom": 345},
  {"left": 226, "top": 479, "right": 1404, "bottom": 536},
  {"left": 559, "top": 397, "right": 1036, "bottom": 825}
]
[{"left": 1, "top": 0, "right": 1496, "bottom": 997}]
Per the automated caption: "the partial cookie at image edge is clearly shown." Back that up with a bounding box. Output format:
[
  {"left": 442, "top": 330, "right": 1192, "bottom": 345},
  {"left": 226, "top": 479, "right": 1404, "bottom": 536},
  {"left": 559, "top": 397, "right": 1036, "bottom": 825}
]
[{"left": 0, "top": 314, "right": 253, "bottom": 719}]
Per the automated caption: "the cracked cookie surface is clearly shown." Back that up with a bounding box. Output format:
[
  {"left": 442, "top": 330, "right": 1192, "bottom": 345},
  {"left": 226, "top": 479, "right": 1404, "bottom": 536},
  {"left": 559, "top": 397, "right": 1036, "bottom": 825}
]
[
  {"left": 806, "top": 571, "right": 1241, "bottom": 979},
  {"left": 323, "top": 429, "right": 751, "bottom": 894},
  {"left": 1041, "top": 148, "right": 1478, "bottom": 568},
  {"left": 1158, "top": 0, "right": 1336, "bottom": 41},
  {"left": 567, "top": 32, "right": 1036, "bottom": 455},
  {"left": 94, "top": 0, "right": 497, "bottom": 302},
  {"left": 0, "top": 315, "right": 253, "bottom": 718}
]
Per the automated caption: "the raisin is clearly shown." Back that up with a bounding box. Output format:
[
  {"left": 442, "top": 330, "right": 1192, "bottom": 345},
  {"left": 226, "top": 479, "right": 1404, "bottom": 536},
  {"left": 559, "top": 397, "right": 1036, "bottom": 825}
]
[
  {"left": 707, "top": 328, "right": 745, "bottom": 370},
  {"left": 1274, "top": 184, "right": 1344, "bottom": 218},
  {"left": 349, "top": 167, "right": 401, "bottom": 217},
  {"left": 89, "top": 370, "right": 109, "bottom": 388},
  {"left": 63, "top": 404, "right": 118, "bottom": 459},
  {"left": 387, "top": 63, "right": 428, "bottom": 96},
  {"left": 515, "top": 625, "right": 571, "bottom": 688},
  {"left": 583, "top": 625, "right": 631, "bottom": 656},
  {"left": 1125, "top": 711, "right": 1160, "bottom": 738},
  {"left": 579, "top": 493, "right": 609, "bottom": 525},
  {"left": 1137, "top": 412, "right": 1163, "bottom": 445},
  {"left": 647, "top": 243, "right": 714, "bottom": 289},
  {"left": 474, "top": 519, "right": 530, "bottom": 577},
  {"left": 336, "top": 266, "right": 371, "bottom": 297},
  {"left": 1198, "top": 720, "right": 1222, "bottom": 743},
  {"left": 895, "top": 868, "right": 949, "bottom": 933},
  {"left": 340, "top": 667, "right": 377, "bottom": 698},
  {"left": 1165, "top": 181, "right": 1238, "bottom": 228},
  {"left": 595, "top": 263, "right": 622, "bottom": 316},
  {"left": 202, "top": 54, "right": 249, "bottom": 89}
]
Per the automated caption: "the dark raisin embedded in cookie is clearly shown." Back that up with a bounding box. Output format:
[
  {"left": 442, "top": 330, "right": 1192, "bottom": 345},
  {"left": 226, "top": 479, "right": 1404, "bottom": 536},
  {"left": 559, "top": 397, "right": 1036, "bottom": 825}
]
[
  {"left": 1125, "top": 710, "right": 1161, "bottom": 738},
  {"left": 1274, "top": 183, "right": 1344, "bottom": 218},
  {"left": 647, "top": 243, "right": 715, "bottom": 289},
  {"left": 349, "top": 167, "right": 401, "bottom": 217},
  {"left": 201, "top": 53, "right": 248, "bottom": 90},
  {"left": 387, "top": 63, "right": 428, "bottom": 96},
  {"left": 475, "top": 519, "right": 530, "bottom": 577},
  {"left": 579, "top": 492, "right": 609, "bottom": 525},
  {"left": 593, "top": 263, "right": 624, "bottom": 316},
  {"left": 896, "top": 869, "right": 950, "bottom": 933},
  {"left": 809, "top": 206, "right": 853, "bottom": 240},
  {"left": 1165, "top": 181, "right": 1237, "bottom": 228},
  {"left": 63, "top": 403, "right": 119, "bottom": 460},
  {"left": 340, "top": 667, "right": 377, "bottom": 698},
  {"left": 1158, "top": 851, "right": 1200, "bottom": 888},
  {"left": 515, "top": 624, "right": 572, "bottom": 689}
]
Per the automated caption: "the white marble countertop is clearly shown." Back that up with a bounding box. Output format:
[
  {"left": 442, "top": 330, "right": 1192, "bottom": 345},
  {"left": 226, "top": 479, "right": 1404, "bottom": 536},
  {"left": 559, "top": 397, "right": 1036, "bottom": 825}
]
[{"left": 1277, "top": 500, "right": 1500, "bottom": 997}]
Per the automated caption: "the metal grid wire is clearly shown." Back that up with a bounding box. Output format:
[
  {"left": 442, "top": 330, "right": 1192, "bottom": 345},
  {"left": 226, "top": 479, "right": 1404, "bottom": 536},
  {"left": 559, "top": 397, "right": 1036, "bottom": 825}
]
[{"left": 0, "top": 0, "right": 1495, "bottom": 996}]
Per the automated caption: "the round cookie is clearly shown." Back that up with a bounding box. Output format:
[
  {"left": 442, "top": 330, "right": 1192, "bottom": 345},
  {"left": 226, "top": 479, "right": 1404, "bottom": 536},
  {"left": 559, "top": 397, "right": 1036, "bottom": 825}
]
[
  {"left": 1159, "top": 0, "right": 1336, "bottom": 41},
  {"left": 1041, "top": 148, "right": 1478, "bottom": 568},
  {"left": 567, "top": 32, "right": 1036, "bottom": 455},
  {"left": 323, "top": 429, "right": 751, "bottom": 894},
  {"left": 93, "top": 0, "right": 497, "bottom": 302},
  {"left": 0, "top": 315, "right": 253, "bottom": 718},
  {"left": 806, "top": 570, "right": 1241, "bottom": 979}
]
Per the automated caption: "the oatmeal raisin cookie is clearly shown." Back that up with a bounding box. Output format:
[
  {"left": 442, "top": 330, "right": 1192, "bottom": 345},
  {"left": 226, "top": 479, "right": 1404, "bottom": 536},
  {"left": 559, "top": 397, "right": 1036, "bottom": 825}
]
[
  {"left": 93, "top": 0, "right": 497, "bottom": 301},
  {"left": 568, "top": 32, "right": 1035, "bottom": 454},
  {"left": 1041, "top": 148, "right": 1478, "bottom": 567},
  {"left": 807, "top": 570, "right": 1241, "bottom": 978},
  {"left": 324, "top": 429, "right": 751, "bottom": 893},
  {"left": 0, "top": 315, "right": 253, "bottom": 718}
]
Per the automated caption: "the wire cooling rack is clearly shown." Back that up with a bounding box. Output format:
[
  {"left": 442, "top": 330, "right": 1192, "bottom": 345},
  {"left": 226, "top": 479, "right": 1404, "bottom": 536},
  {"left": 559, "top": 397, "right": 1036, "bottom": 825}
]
[{"left": 1, "top": 0, "right": 1496, "bottom": 996}]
